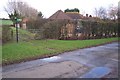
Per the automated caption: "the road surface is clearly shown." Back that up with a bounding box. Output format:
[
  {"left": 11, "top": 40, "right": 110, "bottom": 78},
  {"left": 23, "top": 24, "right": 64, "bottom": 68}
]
[{"left": 2, "top": 42, "right": 119, "bottom": 78}]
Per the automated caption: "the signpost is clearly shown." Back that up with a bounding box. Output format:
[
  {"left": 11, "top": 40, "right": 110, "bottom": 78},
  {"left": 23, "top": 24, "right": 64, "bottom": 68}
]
[{"left": 15, "top": 17, "right": 22, "bottom": 43}]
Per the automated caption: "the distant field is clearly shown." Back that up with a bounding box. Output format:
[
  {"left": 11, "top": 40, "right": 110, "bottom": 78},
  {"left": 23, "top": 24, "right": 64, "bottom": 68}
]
[
  {"left": 2, "top": 37, "right": 118, "bottom": 65},
  {"left": 0, "top": 19, "right": 13, "bottom": 25}
]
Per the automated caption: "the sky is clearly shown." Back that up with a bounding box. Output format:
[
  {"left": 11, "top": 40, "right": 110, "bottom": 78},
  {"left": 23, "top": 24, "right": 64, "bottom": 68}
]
[{"left": 0, "top": 0, "right": 119, "bottom": 18}]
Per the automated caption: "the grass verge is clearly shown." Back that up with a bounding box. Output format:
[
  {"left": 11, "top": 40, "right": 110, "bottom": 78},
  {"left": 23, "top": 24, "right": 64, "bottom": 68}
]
[{"left": 2, "top": 37, "right": 119, "bottom": 65}]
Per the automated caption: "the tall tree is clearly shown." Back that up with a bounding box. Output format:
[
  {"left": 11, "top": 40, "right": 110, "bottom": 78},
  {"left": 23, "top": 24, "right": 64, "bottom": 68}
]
[
  {"left": 108, "top": 4, "right": 118, "bottom": 20},
  {"left": 8, "top": 10, "right": 21, "bottom": 24},
  {"left": 4, "top": 0, "right": 38, "bottom": 20},
  {"left": 94, "top": 7, "right": 107, "bottom": 19},
  {"left": 94, "top": 8, "right": 98, "bottom": 17},
  {"left": 118, "top": 1, "right": 120, "bottom": 20}
]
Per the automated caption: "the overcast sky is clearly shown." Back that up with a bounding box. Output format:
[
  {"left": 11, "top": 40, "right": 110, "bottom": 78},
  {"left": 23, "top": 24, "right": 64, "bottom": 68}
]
[{"left": 0, "top": 0, "right": 119, "bottom": 18}]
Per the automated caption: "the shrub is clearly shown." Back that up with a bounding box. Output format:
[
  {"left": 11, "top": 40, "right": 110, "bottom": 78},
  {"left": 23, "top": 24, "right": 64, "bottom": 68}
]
[
  {"left": 43, "top": 20, "right": 68, "bottom": 39},
  {"left": 26, "top": 19, "right": 118, "bottom": 40},
  {"left": 2, "top": 25, "right": 13, "bottom": 44},
  {"left": 26, "top": 19, "right": 48, "bottom": 29},
  {"left": 27, "top": 19, "right": 68, "bottom": 40},
  {"left": 80, "top": 20, "right": 118, "bottom": 39}
]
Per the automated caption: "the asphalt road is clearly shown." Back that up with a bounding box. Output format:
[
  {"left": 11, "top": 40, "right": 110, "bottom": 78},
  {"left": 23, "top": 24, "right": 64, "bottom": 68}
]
[{"left": 2, "top": 42, "right": 119, "bottom": 78}]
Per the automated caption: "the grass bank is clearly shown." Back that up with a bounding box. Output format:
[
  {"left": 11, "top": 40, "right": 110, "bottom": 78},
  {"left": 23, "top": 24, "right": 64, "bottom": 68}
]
[
  {"left": 0, "top": 19, "right": 13, "bottom": 25},
  {"left": 2, "top": 37, "right": 118, "bottom": 65}
]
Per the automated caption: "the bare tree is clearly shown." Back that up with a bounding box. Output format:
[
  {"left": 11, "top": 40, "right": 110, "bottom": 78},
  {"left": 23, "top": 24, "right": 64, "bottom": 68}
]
[
  {"left": 4, "top": 0, "right": 38, "bottom": 20},
  {"left": 94, "top": 7, "right": 107, "bottom": 19},
  {"left": 118, "top": 1, "right": 120, "bottom": 20},
  {"left": 108, "top": 4, "right": 118, "bottom": 20},
  {"left": 94, "top": 8, "right": 98, "bottom": 17}
]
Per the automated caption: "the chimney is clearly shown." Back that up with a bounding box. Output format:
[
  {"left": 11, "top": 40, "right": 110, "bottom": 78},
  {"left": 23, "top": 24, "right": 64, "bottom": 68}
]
[
  {"left": 89, "top": 15, "right": 92, "bottom": 17},
  {"left": 86, "top": 14, "right": 88, "bottom": 17}
]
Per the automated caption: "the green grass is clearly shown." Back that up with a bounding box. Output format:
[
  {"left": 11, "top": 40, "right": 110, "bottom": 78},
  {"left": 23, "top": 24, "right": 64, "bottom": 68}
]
[
  {"left": 0, "top": 45, "right": 2, "bottom": 64},
  {"left": 0, "top": 19, "right": 13, "bottom": 25},
  {"left": 0, "top": 27, "right": 1, "bottom": 39},
  {"left": 2, "top": 37, "right": 118, "bottom": 65},
  {"left": 11, "top": 27, "right": 35, "bottom": 41}
]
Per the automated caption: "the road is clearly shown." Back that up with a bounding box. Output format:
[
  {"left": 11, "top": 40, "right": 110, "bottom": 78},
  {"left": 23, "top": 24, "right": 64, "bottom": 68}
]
[{"left": 2, "top": 42, "right": 119, "bottom": 78}]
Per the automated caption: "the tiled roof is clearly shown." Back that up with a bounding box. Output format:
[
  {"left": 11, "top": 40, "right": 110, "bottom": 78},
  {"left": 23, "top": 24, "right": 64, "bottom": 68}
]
[
  {"left": 66, "top": 13, "right": 83, "bottom": 20},
  {"left": 49, "top": 10, "right": 72, "bottom": 20},
  {"left": 49, "top": 10, "right": 83, "bottom": 20}
]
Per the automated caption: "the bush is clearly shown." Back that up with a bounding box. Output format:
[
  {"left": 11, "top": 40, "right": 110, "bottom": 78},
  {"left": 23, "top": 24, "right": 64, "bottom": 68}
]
[
  {"left": 27, "top": 19, "right": 68, "bottom": 40},
  {"left": 2, "top": 25, "right": 13, "bottom": 44},
  {"left": 26, "top": 19, "right": 118, "bottom": 40},
  {"left": 43, "top": 20, "right": 68, "bottom": 39},
  {"left": 81, "top": 20, "right": 118, "bottom": 39},
  {"left": 26, "top": 19, "right": 48, "bottom": 29}
]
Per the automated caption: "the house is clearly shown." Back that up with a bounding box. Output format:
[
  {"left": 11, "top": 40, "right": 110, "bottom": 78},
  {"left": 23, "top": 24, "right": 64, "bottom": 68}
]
[
  {"left": 20, "top": 18, "right": 28, "bottom": 29},
  {"left": 49, "top": 10, "right": 72, "bottom": 20},
  {"left": 49, "top": 10, "right": 86, "bottom": 39},
  {"left": 49, "top": 10, "right": 84, "bottom": 20}
]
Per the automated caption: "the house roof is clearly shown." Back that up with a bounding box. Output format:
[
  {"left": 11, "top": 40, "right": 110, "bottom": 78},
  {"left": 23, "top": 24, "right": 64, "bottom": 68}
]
[
  {"left": 49, "top": 10, "right": 84, "bottom": 20},
  {"left": 49, "top": 10, "right": 72, "bottom": 20},
  {"left": 66, "top": 13, "right": 83, "bottom": 20}
]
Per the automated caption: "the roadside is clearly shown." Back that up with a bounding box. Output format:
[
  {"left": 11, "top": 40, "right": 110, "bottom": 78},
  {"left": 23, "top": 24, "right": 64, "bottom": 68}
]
[
  {"left": 2, "top": 37, "right": 119, "bottom": 66},
  {"left": 2, "top": 42, "right": 119, "bottom": 78}
]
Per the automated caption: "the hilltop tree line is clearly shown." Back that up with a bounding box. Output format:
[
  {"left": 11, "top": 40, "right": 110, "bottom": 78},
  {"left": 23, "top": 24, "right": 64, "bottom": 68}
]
[
  {"left": 64, "top": 8, "right": 80, "bottom": 13},
  {"left": 94, "top": 5, "right": 118, "bottom": 20},
  {"left": 4, "top": 1, "right": 118, "bottom": 21},
  {"left": 4, "top": 0, "right": 43, "bottom": 21}
]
